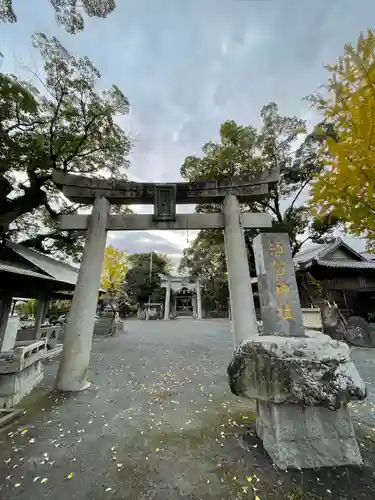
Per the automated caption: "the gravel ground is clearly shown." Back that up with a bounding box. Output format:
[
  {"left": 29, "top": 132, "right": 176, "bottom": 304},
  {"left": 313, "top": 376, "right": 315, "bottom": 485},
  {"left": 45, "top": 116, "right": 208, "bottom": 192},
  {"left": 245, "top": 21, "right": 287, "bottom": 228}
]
[{"left": 1, "top": 319, "right": 375, "bottom": 500}]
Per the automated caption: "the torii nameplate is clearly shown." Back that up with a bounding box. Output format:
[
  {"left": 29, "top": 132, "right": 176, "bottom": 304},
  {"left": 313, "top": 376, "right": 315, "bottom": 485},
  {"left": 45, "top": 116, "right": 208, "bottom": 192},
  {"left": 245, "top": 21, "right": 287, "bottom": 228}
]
[
  {"left": 153, "top": 184, "right": 176, "bottom": 221},
  {"left": 52, "top": 168, "right": 279, "bottom": 205}
]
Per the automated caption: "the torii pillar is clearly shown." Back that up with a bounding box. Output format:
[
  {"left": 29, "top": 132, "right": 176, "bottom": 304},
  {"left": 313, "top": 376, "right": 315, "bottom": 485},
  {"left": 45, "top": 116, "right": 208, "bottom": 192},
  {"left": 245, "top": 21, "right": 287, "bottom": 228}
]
[
  {"left": 223, "top": 194, "right": 258, "bottom": 346},
  {"left": 56, "top": 196, "right": 111, "bottom": 391}
]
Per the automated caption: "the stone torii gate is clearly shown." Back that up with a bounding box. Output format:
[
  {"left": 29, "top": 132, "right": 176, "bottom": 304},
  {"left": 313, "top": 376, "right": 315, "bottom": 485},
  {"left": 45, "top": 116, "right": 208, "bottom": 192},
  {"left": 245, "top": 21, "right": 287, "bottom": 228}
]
[{"left": 52, "top": 168, "right": 279, "bottom": 392}]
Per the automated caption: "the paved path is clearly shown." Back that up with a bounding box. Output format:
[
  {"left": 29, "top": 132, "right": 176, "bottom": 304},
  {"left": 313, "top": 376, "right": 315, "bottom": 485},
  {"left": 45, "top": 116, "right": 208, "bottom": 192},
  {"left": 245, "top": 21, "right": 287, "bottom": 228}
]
[
  {"left": 350, "top": 347, "right": 375, "bottom": 427},
  {"left": 0, "top": 320, "right": 247, "bottom": 500},
  {"left": 1, "top": 320, "right": 375, "bottom": 500}
]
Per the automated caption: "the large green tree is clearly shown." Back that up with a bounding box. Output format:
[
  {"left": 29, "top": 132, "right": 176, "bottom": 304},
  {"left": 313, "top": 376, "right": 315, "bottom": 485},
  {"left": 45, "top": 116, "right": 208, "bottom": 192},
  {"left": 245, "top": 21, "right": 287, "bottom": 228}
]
[
  {"left": 0, "top": 0, "right": 116, "bottom": 33},
  {"left": 125, "top": 252, "right": 174, "bottom": 304},
  {"left": 128, "top": 252, "right": 174, "bottom": 274},
  {"left": 0, "top": 33, "right": 131, "bottom": 259},
  {"left": 179, "top": 103, "right": 340, "bottom": 283}
]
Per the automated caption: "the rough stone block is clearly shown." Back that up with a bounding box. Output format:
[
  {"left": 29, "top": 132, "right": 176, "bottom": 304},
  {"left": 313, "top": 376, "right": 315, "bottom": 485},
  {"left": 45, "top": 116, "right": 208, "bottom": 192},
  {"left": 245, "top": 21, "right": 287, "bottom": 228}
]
[
  {"left": 228, "top": 334, "right": 366, "bottom": 469},
  {"left": 228, "top": 335, "right": 366, "bottom": 410},
  {"left": 0, "top": 360, "right": 43, "bottom": 408},
  {"left": 256, "top": 401, "right": 362, "bottom": 469}
]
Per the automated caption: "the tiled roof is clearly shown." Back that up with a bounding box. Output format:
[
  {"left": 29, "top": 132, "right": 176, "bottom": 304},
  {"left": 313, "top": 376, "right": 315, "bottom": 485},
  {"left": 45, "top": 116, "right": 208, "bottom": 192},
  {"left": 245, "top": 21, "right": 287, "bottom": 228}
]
[
  {"left": 293, "top": 242, "right": 335, "bottom": 266},
  {"left": 0, "top": 261, "right": 57, "bottom": 281},
  {"left": 293, "top": 238, "right": 374, "bottom": 271},
  {"left": 317, "top": 259, "right": 375, "bottom": 269},
  {"left": 5, "top": 241, "right": 78, "bottom": 285},
  {"left": 361, "top": 252, "right": 375, "bottom": 261}
]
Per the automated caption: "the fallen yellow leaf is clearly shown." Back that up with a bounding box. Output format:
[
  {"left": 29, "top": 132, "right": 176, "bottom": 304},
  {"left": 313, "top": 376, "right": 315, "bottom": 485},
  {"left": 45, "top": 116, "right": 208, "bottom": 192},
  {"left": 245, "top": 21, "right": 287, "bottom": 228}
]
[{"left": 67, "top": 472, "right": 74, "bottom": 479}]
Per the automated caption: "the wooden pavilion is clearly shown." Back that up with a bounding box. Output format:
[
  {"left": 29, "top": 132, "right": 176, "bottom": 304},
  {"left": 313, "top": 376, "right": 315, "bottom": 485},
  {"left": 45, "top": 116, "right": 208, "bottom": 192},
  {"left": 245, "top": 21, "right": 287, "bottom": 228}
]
[{"left": 0, "top": 240, "right": 79, "bottom": 349}]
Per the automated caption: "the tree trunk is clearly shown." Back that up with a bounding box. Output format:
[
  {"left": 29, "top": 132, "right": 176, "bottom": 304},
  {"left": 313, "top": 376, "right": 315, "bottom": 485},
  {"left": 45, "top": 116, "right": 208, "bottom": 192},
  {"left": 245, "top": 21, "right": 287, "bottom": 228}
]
[{"left": 0, "top": 185, "right": 47, "bottom": 236}]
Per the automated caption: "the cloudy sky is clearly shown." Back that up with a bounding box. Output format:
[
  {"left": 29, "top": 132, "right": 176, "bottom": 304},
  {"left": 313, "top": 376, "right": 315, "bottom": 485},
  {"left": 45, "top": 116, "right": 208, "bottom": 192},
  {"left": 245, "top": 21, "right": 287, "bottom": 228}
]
[{"left": 1, "top": 0, "right": 372, "bottom": 266}]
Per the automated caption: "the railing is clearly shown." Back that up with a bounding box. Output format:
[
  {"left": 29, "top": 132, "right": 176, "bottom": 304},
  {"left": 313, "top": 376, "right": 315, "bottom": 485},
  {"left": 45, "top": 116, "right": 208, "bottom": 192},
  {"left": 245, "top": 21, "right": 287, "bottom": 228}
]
[{"left": 0, "top": 340, "right": 47, "bottom": 373}]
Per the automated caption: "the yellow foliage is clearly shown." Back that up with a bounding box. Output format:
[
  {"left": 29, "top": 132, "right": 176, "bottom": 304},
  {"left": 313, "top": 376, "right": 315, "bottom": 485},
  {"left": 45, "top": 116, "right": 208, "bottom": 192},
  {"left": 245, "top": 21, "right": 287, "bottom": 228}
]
[
  {"left": 101, "top": 244, "right": 128, "bottom": 294},
  {"left": 308, "top": 29, "right": 375, "bottom": 249}
]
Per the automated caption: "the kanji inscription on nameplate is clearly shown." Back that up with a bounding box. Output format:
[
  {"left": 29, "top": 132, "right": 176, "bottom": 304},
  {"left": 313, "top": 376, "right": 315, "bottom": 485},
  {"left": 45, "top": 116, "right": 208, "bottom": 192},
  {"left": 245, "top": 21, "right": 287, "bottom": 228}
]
[{"left": 153, "top": 185, "right": 176, "bottom": 221}]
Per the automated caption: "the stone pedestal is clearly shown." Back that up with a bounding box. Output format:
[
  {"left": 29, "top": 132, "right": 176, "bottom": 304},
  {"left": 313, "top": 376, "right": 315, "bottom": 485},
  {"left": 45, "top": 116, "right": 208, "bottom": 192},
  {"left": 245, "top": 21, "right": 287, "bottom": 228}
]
[
  {"left": 256, "top": 402, "right": 361, "bottom": 469},
  {"left": 0, "top": 360, "right": 44, "bottom": 408},
  {"left": 228, "top": 332, "right": 366, "bottom": 469},
  {"left": 94, "top": 312, "right": 114, "bottom": 336},
  {"left": 238, "top": 232, "right": 366, "bottom": 468},
  {"left": 0, "top": 340, "right": 46, "bottom": 408}
]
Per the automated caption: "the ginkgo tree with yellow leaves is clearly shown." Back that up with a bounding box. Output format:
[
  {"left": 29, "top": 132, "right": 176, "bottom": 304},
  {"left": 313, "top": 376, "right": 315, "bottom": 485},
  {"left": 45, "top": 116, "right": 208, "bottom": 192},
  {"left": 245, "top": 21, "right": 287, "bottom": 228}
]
[
  {"left": 308, "top": 29, "right": 375, "bottom": 249},
  {"left": 101, "top": 244, "right": 128, "bottom": 297}
]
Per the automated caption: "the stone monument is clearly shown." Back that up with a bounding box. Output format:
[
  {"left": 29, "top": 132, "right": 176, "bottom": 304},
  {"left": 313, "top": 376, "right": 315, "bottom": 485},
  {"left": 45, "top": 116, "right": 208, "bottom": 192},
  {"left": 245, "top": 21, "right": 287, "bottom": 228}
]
[{"left": 228, "top": 232, "right": 367, "bottom": 469}]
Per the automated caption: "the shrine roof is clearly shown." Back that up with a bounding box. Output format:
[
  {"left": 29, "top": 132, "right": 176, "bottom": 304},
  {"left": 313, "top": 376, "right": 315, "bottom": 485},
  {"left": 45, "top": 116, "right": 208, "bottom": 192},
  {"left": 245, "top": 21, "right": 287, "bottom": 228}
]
[
  {"left": 5, "top": 241, "right": 79, "bottom": 285},
  {"left": 315, "top": 259, "right": 375, "bottom": 269},
  {"left": 0, "top": 241, "right": 79, "bottom": 297},
  {"left": 0, "top": 261, "right": 57, "bottom": 281},
  {"left": 250, "top": 239, "right": 375, "bottom": 287},
  {"left": 294, "top": 238, "right": 375, "bottom": 270}
]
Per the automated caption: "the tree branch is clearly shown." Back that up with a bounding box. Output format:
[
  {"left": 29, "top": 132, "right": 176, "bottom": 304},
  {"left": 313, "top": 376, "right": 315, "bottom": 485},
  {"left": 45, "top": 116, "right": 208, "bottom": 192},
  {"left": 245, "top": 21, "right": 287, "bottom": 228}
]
[
  {"left": 20, "top": 230, "right": 82, "bottom": 253},
  {"left": 0, "top": 172, "right": 52, "bottom": 234},
  {"left": 287, "top": 177, "right": 311, "bottom": 216},
  {"left": 292, "top": 236, "right": 312, "bottom": 256},
  {"left": 49, "top": 89, "right": 67, "bottom": 168}
]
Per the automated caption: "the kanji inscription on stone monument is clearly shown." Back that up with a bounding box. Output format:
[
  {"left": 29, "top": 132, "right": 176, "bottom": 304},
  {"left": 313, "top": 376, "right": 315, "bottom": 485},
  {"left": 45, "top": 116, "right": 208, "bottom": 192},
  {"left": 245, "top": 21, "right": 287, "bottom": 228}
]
[
  {"left": 253, "top": 232, "right": 305, "bottom": 337},
  {"left": 270, "top": 246, "right": 294, "bottom": 320}
]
